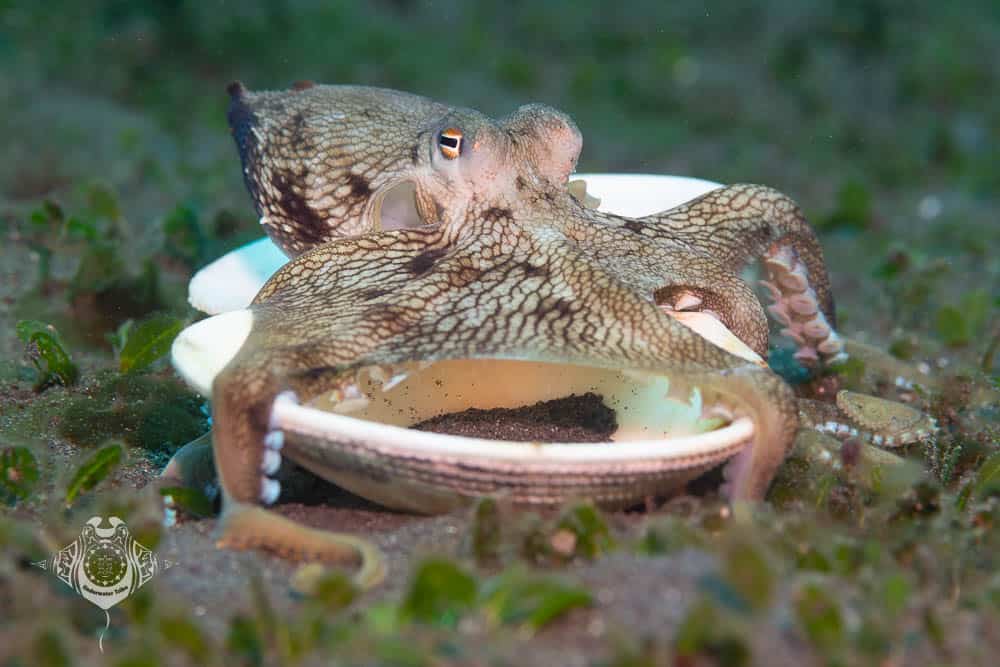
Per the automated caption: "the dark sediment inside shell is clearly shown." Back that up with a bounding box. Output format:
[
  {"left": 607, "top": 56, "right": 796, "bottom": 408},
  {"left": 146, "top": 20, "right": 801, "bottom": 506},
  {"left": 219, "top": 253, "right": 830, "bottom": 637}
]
[{"left": 410, "top": 392, "right": 617, "bottom": 443}]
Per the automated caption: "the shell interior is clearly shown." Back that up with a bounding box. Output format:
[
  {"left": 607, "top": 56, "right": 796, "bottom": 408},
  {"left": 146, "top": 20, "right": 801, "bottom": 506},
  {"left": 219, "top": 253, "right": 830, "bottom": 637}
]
[{"left": 312, "top": 358, "right": 726, "bottom": 441}]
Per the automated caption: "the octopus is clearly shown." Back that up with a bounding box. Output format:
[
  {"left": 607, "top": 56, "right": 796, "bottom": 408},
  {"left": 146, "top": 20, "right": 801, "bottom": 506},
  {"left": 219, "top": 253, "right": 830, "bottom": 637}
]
[{"left": 166, "top": 82, "right": 937, "bottom": 588}]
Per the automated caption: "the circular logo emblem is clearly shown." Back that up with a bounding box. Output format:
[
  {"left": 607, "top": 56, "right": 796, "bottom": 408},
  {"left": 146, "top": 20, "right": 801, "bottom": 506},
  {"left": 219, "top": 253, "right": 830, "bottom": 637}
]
[{"left": 83, "top": 542, "right": 128, "bottom": 587}]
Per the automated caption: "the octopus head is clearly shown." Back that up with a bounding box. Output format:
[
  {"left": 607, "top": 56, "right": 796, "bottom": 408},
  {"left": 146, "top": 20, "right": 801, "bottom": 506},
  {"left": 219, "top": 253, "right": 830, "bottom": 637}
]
[{"left": 227, "top": 82, "right": 582, "bottom": 254}]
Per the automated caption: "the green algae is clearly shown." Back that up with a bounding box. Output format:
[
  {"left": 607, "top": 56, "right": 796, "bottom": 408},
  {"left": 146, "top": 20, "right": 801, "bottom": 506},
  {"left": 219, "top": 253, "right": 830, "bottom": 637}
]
[
  {"left": 719, "top": 535, "right": 774, "bottom": 611},
  {"left": 635, "top": 516, "right": 706, "bottom": 556},
  {"left": 552, "top": 502, "right": 615, "bottom": 560},
  {"left": 15, "top": 320, "right": 79, "bottom": 390},
  {"left": 673, "top": 599, "right": 749, "bottom": 667},
  {"left": 159, "top": 486, "right": 214, "bottom": 518},
  {"left": 157, "top": 615, "right": 211, "bottom": 665},
  {"left": 963, "top": 451, "right": 1000, "bottom": 507},
  {"left": 0, "top": 446, "right": 39, "bottom": 504},
  {"left": 117, "top": 314, "right": 184, "bottom": 374},
  {"left": 793, "top": 581, "right": 845, "bottom": 653},
  {"left": 300, "top": 570, "right": 358, "bottom": 613},
  {"left": 64, "top": 441, "right": 124, "bottom": 506},
  {"left": 469, "top": 497, "right": 502, "bottom": 566},
  {"left": 225, "top": 615, "right": 264, "bottom": 667},
  {"left": 399, "top": 559, "right": 478, "bottom": 627},
  {"left": 399, "top": 557, "right": 592, "bottom": 633},
  {"left": 31, "top": 628, "right": 72, "bottom": 667},
  {"left": 480, "top": 568, "right": 592, "bottom": 633},
  {"left": 56, "top": 371, "right": 207, "bottom": 457}
]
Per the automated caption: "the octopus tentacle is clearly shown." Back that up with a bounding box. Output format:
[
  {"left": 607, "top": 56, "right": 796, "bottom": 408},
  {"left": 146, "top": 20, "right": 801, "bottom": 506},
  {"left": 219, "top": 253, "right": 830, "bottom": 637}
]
[
  {"left": 711, "top": 366, "right": 799, "bottom": 500},
  {"left": 798, "top": 390, "right": 937, "bottom": 448},
  {"left": 211, "top": 352, "right": 385, "bottom": 589},
  {"left": 794, "top": 429, "right": 906, "bottom": 474},
  {"left": 566, "top": 213, "right": 771, "bottom": 359},
  {"left": 641, "top": 184, "right": 844, "bottom": 365},
  {"left": 653, "top": 264, "right": 770, "bottom": 359},
  {"left": 216, "top": 502, "right": 386, "bottom": 589}
]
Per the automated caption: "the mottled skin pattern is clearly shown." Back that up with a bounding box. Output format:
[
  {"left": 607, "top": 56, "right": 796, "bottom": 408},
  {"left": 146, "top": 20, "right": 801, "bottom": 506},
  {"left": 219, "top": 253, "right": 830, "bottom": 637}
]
[{"left": 199, "top": 83, "right": 932, "bottom": 586}]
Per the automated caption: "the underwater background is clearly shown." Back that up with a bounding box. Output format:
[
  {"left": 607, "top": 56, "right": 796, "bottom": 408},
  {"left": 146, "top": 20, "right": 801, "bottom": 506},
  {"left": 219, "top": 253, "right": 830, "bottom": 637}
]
[{"left": 1, "top": 2, "right": 998, "bottom": 665}]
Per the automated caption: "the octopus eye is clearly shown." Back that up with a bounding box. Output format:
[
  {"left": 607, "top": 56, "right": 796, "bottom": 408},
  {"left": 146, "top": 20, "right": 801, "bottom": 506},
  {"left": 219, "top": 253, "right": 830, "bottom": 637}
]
[{"left": 438, "top": 128, "right": 463, "bottom": 159}]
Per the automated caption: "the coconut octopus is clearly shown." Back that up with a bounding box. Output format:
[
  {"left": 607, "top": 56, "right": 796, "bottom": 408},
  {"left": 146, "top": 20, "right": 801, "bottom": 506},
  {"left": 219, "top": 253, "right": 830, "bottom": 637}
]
[{"left": 166, "top": 82, "right": 937, "bottom": 588}]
